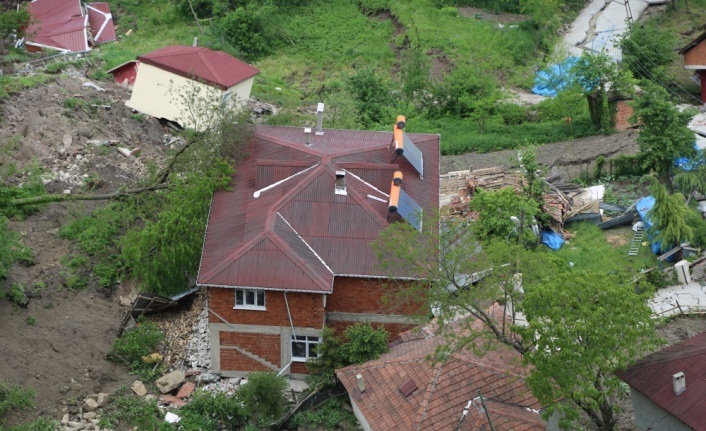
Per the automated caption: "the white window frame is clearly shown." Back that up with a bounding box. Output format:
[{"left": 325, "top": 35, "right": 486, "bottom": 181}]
[
  {"left": 234, "top": 288, "right": 266, "bottom": 310},
  {"left": 291, "top": 335, "right": 320, "bottom": 362}
]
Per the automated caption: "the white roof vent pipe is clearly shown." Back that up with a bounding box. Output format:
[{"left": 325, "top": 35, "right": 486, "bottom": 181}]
[
  {"left": 316, "top": 103, "right": 324, "bottom": 135},
  {"left": 304, "top": 127, "right": 312, "bottom": 147},
  {"left": 673, "top": 372, "right": 686, "bottom": 396}
]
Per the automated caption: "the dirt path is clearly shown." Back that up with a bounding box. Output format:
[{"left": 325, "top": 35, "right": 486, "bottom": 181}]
[{"left": 441, "top": 130, "right": 640, "bottom": 177}]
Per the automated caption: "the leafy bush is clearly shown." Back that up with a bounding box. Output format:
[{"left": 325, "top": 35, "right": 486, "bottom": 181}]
[
  {"left": 307, "top": 323, "right": 389, "bottom": 388},
  {"left": 608, "top": 154, "right": 646, "bottom": 178},
  {"left": 0, "top": 383, "right": 35, "bottom": 417},
  {"left": 290, "top": 398, "right": 355, "bottom": 430},
  {"left": 346, "top": 67, "right": 393, "bottom": 128},
  {"left": 620, "top": 22, "right": 677, "bottom": 83},
  {"left": 179, "top": 389, "right": 246, "bottom": 430},
  {"left": 214, "top": 4, "right": 275, "bottom": 60},
  {"left": 6, "top": 418, "right": 59, "bottom": 431},
  {"left": 469, "top": 187, "right": 541, "bottom": 242},
  {"left": 357, "top": 0, "right": 390, "bottom": 14},
  {"left": 0, "top": 8, "right": 30, "bottom": 39},
  {"left": 107, "top": 319, "right": 164, "bottom": 381},
  {"left": 7, "top": 282, "right": 28, "bottom": 307},
  {"left": 238, "top": 372, "right": 288, "bottom": 425}
]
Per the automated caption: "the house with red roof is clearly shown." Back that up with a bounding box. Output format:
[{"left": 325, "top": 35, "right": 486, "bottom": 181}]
[
  {"left": 680, "top": 31, "right": 706, "bottom": 104},
  {"left": 125, "top": 46, "right": 259, "bottom": 130},
  {"left": 336, "top": 304, "right": 549, "bottom": 431},
  {"left": 617, "top": 332, "right": 706, "bottom": 431},
  {"left": 24, "top": 0, "right": 116, "bottom": 53},
  {"left": 196, "top": 114, "right": 439, "bottom": 377}
]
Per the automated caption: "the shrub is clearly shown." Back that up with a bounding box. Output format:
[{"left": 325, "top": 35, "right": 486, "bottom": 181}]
[
  {"left": 7, "top": 418, "right": 59, "bottom": 431},
  {"left": 7, "top": 282, "right": 29, "bottom": 307},
  {"left": 0, "top": 383, "right": 35, "bottom": 417},
  {"left": 107, "top": 319, "right": 164, "bottom": 381},
  {"left": 179, "top": 389, "right": 246, "bottom": 430},
  {"left": 214, "top": 4, "right": 274, "bottom": 61},
  {"left": 238, "top": 372, "right": 288, "bottom": 425},
  {"left": 98, "top": 388, "right": 161, "bottom": 431},
  {"left": 290, "top": 398, "right": 355, "bottom": 429}
]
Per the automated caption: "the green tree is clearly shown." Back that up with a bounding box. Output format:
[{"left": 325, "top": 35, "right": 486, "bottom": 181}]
[
  {"left": 515, "top": 271, "right": 661, "bottom": 431},
  {"left": 573, "top": 50, "right": 635, "bottom": 131},
  {"left": 346, "top": 67, "right": 391, "bottom": 128},
  {"left": 0, "top": 7, "right": 30, "bottom": 39},
  {"left": 620, "top": 22, "right": 677, "bottom": 83},
  {"left": 631, "top": 82, "right": 696, "bottom": 186},
  {"left": 468, "top": 187, "right": 542, "bottom": 243},
  {"left": 399, "top": 45, "right": 430, "bottom": 103},
  {"left": 215, "top": 3, "right": 274, "bottom": 60},
  {"left": 673, "top": 164, "right": 706, "bottom": 204},
  {"left": 647, "top": 176, "right": 693, "bottom": 250}
]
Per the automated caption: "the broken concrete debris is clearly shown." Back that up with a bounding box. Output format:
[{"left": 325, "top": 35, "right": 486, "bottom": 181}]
[
  {"left": 156, "top": 370, "right": 186, "bottom": 394},
  {"left": 82, "top": 82, "right": 105, "bottom": 92}
]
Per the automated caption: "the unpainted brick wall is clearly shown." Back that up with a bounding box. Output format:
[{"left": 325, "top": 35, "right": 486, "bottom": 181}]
[
  {"left": 291, "top": 362, "right": 308, "bottom": 375},
  {"left": 208, "top": 287, "right": 324, "bottom": 328},
  {"left": 614, "top": 100, "right": 635, "bottom": 131},
  {"left": 327, "top": 277, "right": 422, "bottom": 315},
  {"left": 219, "top": 331, "right": 281, "bottom": 366},
  {"left": 327, "top": 320, "right": 415, "bottom": 341},
  {"left": 684, "top": 42, "right": 706, "bottom": 66},
  {"left": 220, "top": 349, "right": 273, "bottom": 372}
]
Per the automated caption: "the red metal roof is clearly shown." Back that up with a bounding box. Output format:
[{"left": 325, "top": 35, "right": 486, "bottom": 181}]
[
  {"left": 86, "top": 3, "right": 116, "bottom": 45},
  {"left": 336, "top": 305, "right": 544, "bottom": 431},
  {"left": 137, "top": 46, "right": 260, "bottom": 90},
  {"left": 197, "top": 125, "right": 440, "bottom": 293},
  {"left": 617, "top": 332, "right": 706, "bottom": 431},
  {"left": 26, "top": 0, "right": 88, "bottom": 52}
]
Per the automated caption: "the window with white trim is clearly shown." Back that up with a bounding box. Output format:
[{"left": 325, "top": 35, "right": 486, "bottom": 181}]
[
  {"left": 234, "top": 289, "right": 266, "bottom": 310},
  {"left": 291, "top": 335, "right": 320, "bottom": 361}
]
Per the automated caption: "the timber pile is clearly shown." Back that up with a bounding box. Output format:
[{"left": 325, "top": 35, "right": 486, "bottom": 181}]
[{"left": 440, "top": 167, "right": 521, "bottom": 197}]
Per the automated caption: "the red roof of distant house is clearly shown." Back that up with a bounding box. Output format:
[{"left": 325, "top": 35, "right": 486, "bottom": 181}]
[
  {"left": 197, "top": 125, "right": 439, "bottom": 293},
  {"left": 26, "top": 0, "right": 88, "bottom": 52},
  {"left": 137, "top": 46, "right": 260, "bottom": 91},
  {"left": 336, "top": 304, "right": 545, "bottom": 431},
  {"left": 86, "top": 3, "right": 116, "bottom": 45},
  {"left": 617, "top": 332, "right": 706, "bottom": 431}
]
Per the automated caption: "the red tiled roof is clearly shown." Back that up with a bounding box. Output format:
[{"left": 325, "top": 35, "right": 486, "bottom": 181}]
[
  {"left": 336, "top": 308, "right": 543, "bottom": 431},
  {"left": 26, "top": 0, "right": 88, "bottom": 52},
  {"left": 617, "top": 332, "right": 706, "bottom": 431},
  {"left": 137, "top": 46, "right": 260, "bottom": 90},
  {"left": 197, "top": 125, "right": 440, "bottom": 293},
  {"left": 86, "top": 3, "right": 116, "bottom": 45}
]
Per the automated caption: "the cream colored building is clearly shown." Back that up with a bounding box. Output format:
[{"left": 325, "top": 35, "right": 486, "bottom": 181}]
[{"left": 125, "top": 46, "right": 259, "bottom": 130}]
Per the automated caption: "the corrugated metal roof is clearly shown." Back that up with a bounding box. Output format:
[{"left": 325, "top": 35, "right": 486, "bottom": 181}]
[
  {"left": 197, "top": 125, "right": 439, "bottom": 292},
  {"left": 26, "top": 0, "right": 88, "bottom": 53},
  {"left": 617, "top": 332, "right": 706, "bottom": 431},
  {"left": 86, "top": 3, "right": 116, "bottom": 45},
  {"left": 137, "top": 46, "right": 259, "bottom": 90}
]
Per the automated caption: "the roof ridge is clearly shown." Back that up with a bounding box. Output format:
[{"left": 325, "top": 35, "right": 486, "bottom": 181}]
[
  {"left": 415, "top": 362, "right": 444, "bottom": 430},
  {"left": 198, "top": 232, "right": 269, "bottom": 284},
  {"left": 268, "top": 234, "right": 332, "bottom": 292},
  {"left": 276, "top": 212, "right": 333, "bottom": 275},
  {"left": 196, "top": 49, "right": 224, "bottom": 89}
]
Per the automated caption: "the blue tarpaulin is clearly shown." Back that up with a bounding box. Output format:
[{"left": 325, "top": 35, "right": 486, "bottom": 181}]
[
  {"left": 635, "top": 196, "right": 664, "bottom": 255},
  {"left": 541, "top": 230, "right": 564, "bottom": 250},
  {"left": 531, "top": 56, "right": 580, "bottom": 97},
  {"left": 674, "top": 143, "right": 703, "bottom": 171}
]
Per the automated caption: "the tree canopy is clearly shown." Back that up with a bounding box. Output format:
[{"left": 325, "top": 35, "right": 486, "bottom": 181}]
[{"left": 516, "top": 271, "right": 661, "bottom": 431}]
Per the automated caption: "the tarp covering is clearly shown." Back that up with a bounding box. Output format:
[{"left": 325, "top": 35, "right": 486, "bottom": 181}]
[
  {"left": 541, "top": 230, "right": 564, "bottom": 250},
  {"left": 532, "top": 57, "right": 580, "bottom": 97},
  {"left": 635, "top": 196, "right": 663, "bottom": 254},
  {"left": 674, "top": 142, "right": 704, "bottom": 172}
]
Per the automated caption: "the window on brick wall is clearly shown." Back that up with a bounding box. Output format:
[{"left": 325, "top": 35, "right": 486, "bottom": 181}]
[
  {"left": 234, "top": 288, "right": 266, "bottom": 310},
  {"left": 291, "top": 335, "right": 320, "bottom": 361}
]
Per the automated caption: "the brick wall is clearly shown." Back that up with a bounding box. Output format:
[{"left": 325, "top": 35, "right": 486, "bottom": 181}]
[
  {"left": 291, "top": 362, "right": 308, "bottom": 375},
  {"left": 327, "top": 277, "right": 421, "bottom": 315},
  {"left": 327, "top": 320, "right": 415, "bottom": 340},
  {"left": 614, "top": 100, "right": 635, "bottom": 131},
  {"left": 219, "top": 332, "right": 281, "bottom": 366},
  {"left": 220, "top": 349, "right": 272, "bottom": 372},
  {"left": 208, "top": 287, "right": 324, "bottom": 328},
  {"left": 684, "top": 42, "right": 706, "bottom": 66}
]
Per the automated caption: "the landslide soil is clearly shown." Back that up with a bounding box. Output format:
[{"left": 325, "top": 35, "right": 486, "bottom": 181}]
[
  {"left": 0, "top": 71, "right": 167, "bottom": 425},
  {"left": 0, "top": 70, "right": 697, "bottom": 430}
]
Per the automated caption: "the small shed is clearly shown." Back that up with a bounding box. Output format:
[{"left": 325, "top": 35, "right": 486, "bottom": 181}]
[
  {"left": 125, "top": 46, "right": 259, "bottom": 130},
  {"left": 107, "top": 60, "right": 140, "bottom": 88},
  {"left": 680, "top": 31, "right": 706, "bottom": 103}
]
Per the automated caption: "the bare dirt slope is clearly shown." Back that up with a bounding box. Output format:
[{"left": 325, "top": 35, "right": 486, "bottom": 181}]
[{"left": 1, "top": 71, "right": 169, "bottom": 424}]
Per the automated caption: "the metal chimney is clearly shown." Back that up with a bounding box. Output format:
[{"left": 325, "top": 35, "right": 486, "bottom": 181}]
[
  {"left": 316, "top": 103, "right": 324, "bottom": 135},
  {"left": 356, "top": 374, "right": 365, "bottom": 393},
  {"left": 673, "top": 372, "right": 686, "bottom": 396},
  {"left": 304, "top": 127, "right": 312, "bottom": 146}
]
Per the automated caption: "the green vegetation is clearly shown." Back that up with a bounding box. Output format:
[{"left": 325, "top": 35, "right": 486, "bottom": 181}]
[
  {"left": 98, "top": 387, "right": 162, "bottom": 431},
  {"left": 290, "top": 398, "right": 357, "bottom": 430},
  {"left": 307, "top": 323, "right": 389, "bottom": 388},
  {"left": 0, "top": 383, "right": 34, "bottom": 417},
  {"left": 237, "top": 372, "right": 289, "bottom": 425},
  {"left": 0, "top": 74, "right": 54, "bottom": 101},
  {"left": 107, "top": 319, "right": 165, "bottom": 381}
]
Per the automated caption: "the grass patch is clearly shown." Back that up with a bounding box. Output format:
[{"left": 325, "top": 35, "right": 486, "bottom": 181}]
[
  {"left": 0, "top": 74, "right": 54, "bottom": 100},
  {"left": 107, "top": 319, "right": 164, "bottom": 381},
  {"left": 98, "top": 387, "right": 161, "bottom": 431}
]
